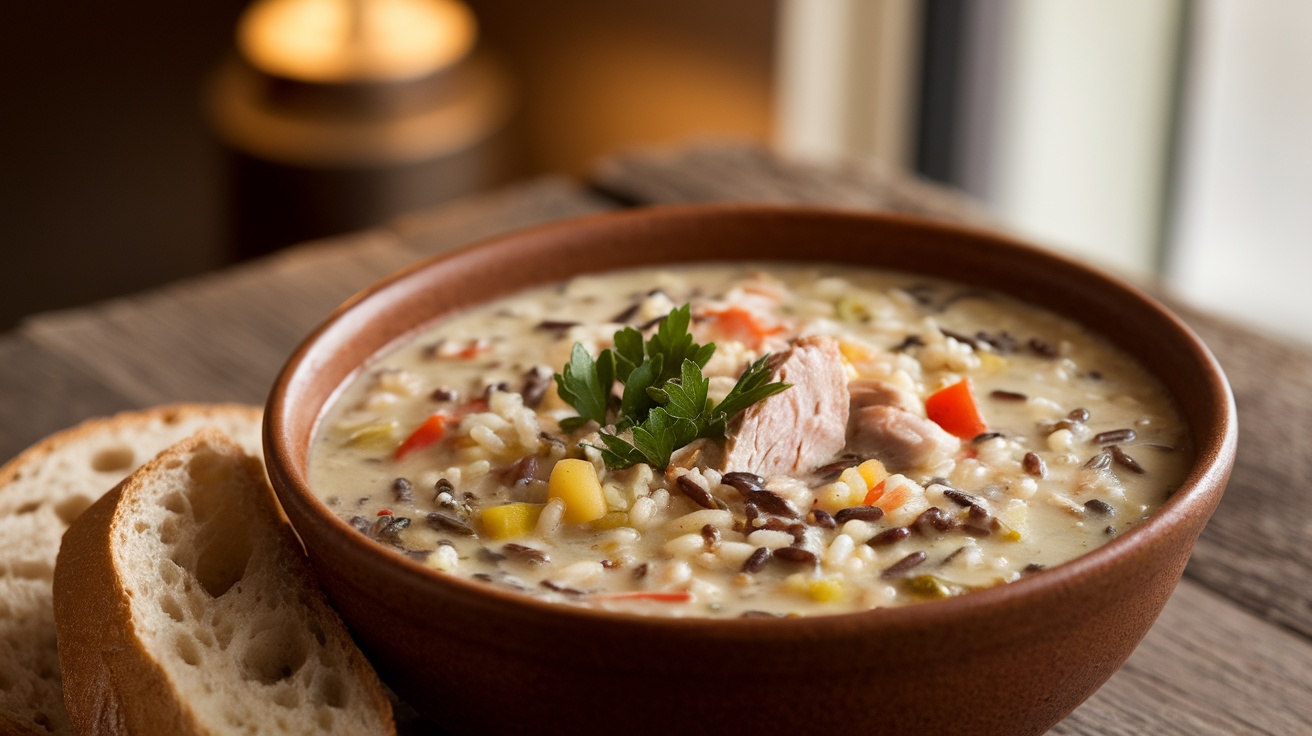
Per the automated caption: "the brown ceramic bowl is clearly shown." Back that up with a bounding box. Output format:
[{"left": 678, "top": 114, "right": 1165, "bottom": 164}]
[{"left": 265, "top": 205, "right": 1236, "bottom": 736}]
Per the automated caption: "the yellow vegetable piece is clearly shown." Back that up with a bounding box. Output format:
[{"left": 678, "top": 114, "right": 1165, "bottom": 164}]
[
  {"left": 856, "top": 459, "right": 887, "bottom": 489},
  {"left": 808, "top": 578, "right": 845, "bottom": 603},
  {"left": 345, "top": 421, "right": 399, "bottom": 450},
  {"left": 480, "top": 503, "right": 544, "bottom": 539},
  {"left": 548, "top": 458, "right": 607, "bottom": 524},
  {"left": 591, "top": 511, "right": 630, "bottom": 531},
  {"left": 978, "top": 352, "right": 1006, "bottom": 373}
]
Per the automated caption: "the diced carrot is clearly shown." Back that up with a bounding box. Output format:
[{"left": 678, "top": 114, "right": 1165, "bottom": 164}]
[
  {"left": 394, "top": 414, "right": 447, "bottom": 460},
  {"left": 706, "top": 307, "right": 784, "bottom": 348},
  {"left": 862, "top": 480, "right": 886, "bottom": 506},
  {"left": 926, "top": 379, "right": 988, "bottom": 439},
  {"left": 455, "top": 340, "right": 490, "bottom": 359},
  {"left": 590, "top": 591, "right": 694, "bottom": 603},
  {"left": 872, "top": 484, "right": 912, "bottom": 513}
]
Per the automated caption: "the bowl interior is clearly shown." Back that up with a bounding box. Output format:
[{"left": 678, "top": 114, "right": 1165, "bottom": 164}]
[{"left": 265, "top": 204, "right": 1236, "bottom": 629}]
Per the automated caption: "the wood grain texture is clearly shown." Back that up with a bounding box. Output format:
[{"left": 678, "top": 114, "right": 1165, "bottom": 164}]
[
  {"left": 20, "top": 230, "right": 416, "bottom": 406},
  {"left": 591, "top": 141, "right": 1000, "bottom": 228},
  {"left": 391, "top": 177, "right": 615, "bottom": 258},
  {"left": 0, "top": 336, "right": 136, "bottom": 462},
  {"left": 1170, "top": 303, "right": 1312, "bottom": 639},
  {"left": 20, "top": 179, "right": 614, "bottom": 409},
  {"left": 1053, "top": 579, "right": 1312, "bottom": 735}
]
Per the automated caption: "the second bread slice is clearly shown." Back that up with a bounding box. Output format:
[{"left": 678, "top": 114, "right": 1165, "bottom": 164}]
[{"left": 53, "top": 429, "right": 394, "bottom": 736}]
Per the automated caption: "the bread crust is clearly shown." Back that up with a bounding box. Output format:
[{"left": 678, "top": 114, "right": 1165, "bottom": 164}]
[
  {"left": 0, "top": 404, "right": 262, "bottom": 736},
  {"left": 52, "top": 430, "right": 394, "bottom": 736}
]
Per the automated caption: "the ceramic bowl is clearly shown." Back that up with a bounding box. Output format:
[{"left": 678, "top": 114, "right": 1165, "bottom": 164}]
[{"left": 265, "top": 205, "right": 1236, "bottom": 735}]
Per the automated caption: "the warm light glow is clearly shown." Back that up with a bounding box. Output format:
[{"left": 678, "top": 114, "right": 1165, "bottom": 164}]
[{"left": 238, "top": 0, "right": 476, "bottom": 83}]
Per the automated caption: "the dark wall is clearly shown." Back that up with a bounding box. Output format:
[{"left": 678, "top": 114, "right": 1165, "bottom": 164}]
[
  {"left": 1, "top": 1, "right": 251, "bottom": 329},
  {"left": 0, "top": 1, "right": 778, "bottom": 330}
]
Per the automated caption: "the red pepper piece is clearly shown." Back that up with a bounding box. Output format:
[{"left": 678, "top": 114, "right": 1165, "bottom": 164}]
[
  {"left": 706, "top": 307, "right": 784, "bottom": 349},
  {"left": 394, "top": 414, "right": 448, "bottom": 461},
  {"left": 926, "top": 379, "right": 988, "bottom": 439},
  {"left": 862, "top": 480, "right": 887, "bottom": 506},
  {"left": 590, "top": 591, "right": 694, "bottom": 603}
]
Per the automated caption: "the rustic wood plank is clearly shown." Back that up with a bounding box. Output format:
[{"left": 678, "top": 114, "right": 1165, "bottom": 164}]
[
  {"left": 1052, "top": 579, "right": 1312, "bottom": 735},
  {"left": 20, "top": 179, "right": 613, "bottom": 408},
  {"left": 390, "top": 176, "right": 615, "bottom": 257},
  {"left": 19, "top": 230, "right": 416, "bottom": 406},
  {"left": 591, "top": 141, "right": 1000, "bottom": 227},
  {"left": 1168, "top": 303, "right": 1312, "bottom": 640},
  {"left": 0, "top": 336, "right": 138, "bottom": 462}
]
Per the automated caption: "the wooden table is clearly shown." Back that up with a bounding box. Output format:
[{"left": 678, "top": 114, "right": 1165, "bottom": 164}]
[{"left": 5, "top": 144, "right": 1309, "bottom": 734}]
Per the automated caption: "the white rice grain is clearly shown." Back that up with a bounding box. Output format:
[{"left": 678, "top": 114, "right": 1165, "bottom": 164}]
[
  {"left": 822, "top": 534, "right": 856, "bottom": 569},
  {"left": 745, "top": 529, "right": 794, "bottom": 550},
  {"left": 536, "top": 497, "right": 565, "bottom": 536}
]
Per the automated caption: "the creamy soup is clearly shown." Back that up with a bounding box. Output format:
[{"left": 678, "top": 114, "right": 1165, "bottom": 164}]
[{"left": 309, "top": 265, "right": 1190, "bottom": 617}]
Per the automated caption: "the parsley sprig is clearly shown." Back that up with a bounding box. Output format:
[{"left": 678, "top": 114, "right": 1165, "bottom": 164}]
[{"left": 554, "top": 304, "right": 790, "bottom": 470}]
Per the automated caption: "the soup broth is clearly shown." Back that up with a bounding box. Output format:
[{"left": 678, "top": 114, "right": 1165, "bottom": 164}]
[{"left": 309, "top": 264, "right": 1190, "bottom": 617}]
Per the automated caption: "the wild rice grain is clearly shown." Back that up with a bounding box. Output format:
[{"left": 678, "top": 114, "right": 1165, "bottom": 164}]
[
  {"left": 535, "top": 320, "right": 579, "bottom": 332},
  {"left": 741, "top": 547, "right": 772, "bottom": 574},
  {"left": 429, "top": 387, "right": 458, "bottom": 402},
  {"left": 881, "top": 551, "right": 928, "bottom": 578},
  {"left": 676, "top": 475, "right": 717, "bottom": 509},
  {"left": 814, "top": 456, "right": 861, "bottom": 479},
  {"left": 773, "top": 547, "right": 818, "bottom": 565},
  {"left": 1068, "top": 407, "right": 1091, "bottom": 423},
  {"left": 943, "top": 489, "right": 986, "bottom": 512},
  {"left": 1108, "top": 445, "right": 1146, "bottom": 474},
  {"left": 1029, "top": 338, "right": 1059, "bottom": 358},
  {"left": 990, "top": 389, "right": 1028, "bottom": 402},
  {"left": 503, "top": 543, "right": 550, "bottom": 565},
  {"left": 434, "top": 477, "right": 455, "bottom": 498},
  {"left": 539, "top": 580, "right": 584, "bottom": 597},
  {"left": 391, "top": 477, "right": 414, "bottom": 504},
  {"left": 520, "top": 367, "right": 553, "bottom": 408},
  {"left": 809, "top": 508, "right": 838, "bottom": 529},
  {"left": 834, "top": 506, "right": 885, "bottom": 524},
  {"left": 1084, "top": 499, "right": 1115, "bottom": 516},
  {"left": 427, "top": 511, "right": 475, "bottom": 536},
  {"left": 1093, "top": 428, "right": 1138, "bottom": 445},
  {"left": 1022, "top": 452, "right": 1047, "bottom": 478},
  {"left": 721, "top": 472, "right": 767, "bottom": 495},
  {"left": 506, "top": 456, "right": 539, "bottom": 486},
  {"left": 869, "top": 527, "right": 911, "bottom": 546},
  {"left": 746, "top": 489, "right": 800, "bottom": 518},
  {"left": 1084, "top": 451, "right": 1113, "bottom": 471},
  {"left": 912, "top": 507, "right": 956, "bottom": 534}
]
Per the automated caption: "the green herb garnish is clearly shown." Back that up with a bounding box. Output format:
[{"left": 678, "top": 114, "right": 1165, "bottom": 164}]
[{"left": 553, "top": 304, "right": 790, "bottom": 470}]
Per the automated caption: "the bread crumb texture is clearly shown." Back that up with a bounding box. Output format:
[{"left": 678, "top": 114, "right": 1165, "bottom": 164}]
[
  {"left": 0, "top": 405, "right": 260, "bottom": 735},
  {"left": 111, "top": 433, "right": 391, "bottom": 735}
]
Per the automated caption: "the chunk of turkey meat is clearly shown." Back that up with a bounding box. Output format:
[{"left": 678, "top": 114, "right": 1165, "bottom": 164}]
[
  {"left": 720, "top": 337, "right": 849, "bottom": 476},
  {"left": 849, "top": 378, "right": 921, "bottom": 414},
  {"left": 848, "top": 404, "right": 960, "bottom": 471}
]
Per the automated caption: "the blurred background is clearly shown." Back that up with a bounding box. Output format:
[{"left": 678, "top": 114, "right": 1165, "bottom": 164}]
[{"left": 2, "top": 0, "right": 1309, "bottom": 342}]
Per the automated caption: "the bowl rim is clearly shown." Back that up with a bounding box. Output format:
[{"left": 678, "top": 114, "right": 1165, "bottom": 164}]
[{"left": 265, "top": 202, "right": 1238, "bottom": 635}]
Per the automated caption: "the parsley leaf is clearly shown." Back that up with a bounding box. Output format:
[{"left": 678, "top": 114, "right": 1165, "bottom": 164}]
[
  {"left": 554, "top": 303, "right": 790, "bottom": 470},
  {"left": 554, "top": 343, "right": 612, "bottom": 430}
]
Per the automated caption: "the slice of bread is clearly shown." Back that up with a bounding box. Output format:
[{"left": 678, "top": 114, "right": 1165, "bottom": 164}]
[
  {"left": 54, "top": 430, "right": 395, "bottom": 736},
  {"left": 0, "top": 404, "right": 262, "bottom": 735}
]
